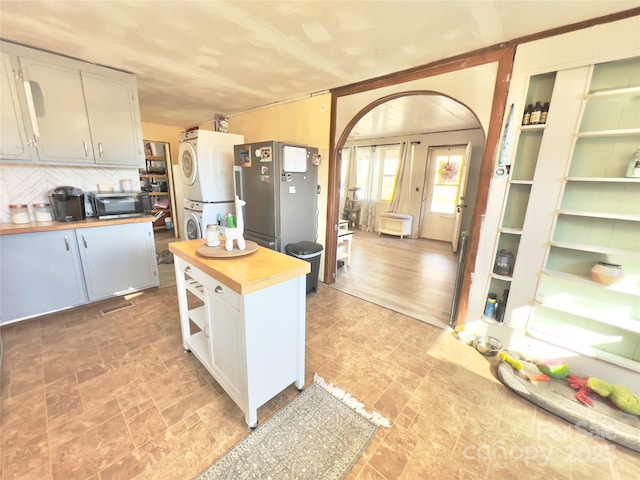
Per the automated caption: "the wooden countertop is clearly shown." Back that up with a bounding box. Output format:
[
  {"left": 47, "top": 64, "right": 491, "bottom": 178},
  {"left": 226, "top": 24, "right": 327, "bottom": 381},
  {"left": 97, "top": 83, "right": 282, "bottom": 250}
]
[
  {"left": 169, "top": 239, "right": 311, "bottom": 295},
  {"left": 0, "top": 215, "right": 156, "bottom": 235}
]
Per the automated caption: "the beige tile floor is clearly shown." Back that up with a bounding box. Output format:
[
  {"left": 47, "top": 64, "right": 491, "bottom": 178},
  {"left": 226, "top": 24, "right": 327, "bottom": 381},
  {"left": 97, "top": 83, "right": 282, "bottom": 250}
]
[{"left": 1, "top": 284, "right": 638, "bottom": 479}]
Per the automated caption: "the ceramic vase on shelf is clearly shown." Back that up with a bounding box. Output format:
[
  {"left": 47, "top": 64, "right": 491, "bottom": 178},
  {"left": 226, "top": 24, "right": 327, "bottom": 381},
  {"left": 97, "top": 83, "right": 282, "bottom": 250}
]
[
  {"left": 591, "top": 262, "right": 624, "bottom": 285},
  {"left": 625, "top": 148, "right": 640, "bottom": 178}
]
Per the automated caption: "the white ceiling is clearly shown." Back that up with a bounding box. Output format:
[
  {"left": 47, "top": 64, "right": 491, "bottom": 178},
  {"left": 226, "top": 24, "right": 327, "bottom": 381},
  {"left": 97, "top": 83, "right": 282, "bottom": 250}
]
[
  {"left": 0, "top": 1, "right": 637, "bottom": 137},
  {"left": 349, "top": 94, "right": 482, "bottom": 140}
]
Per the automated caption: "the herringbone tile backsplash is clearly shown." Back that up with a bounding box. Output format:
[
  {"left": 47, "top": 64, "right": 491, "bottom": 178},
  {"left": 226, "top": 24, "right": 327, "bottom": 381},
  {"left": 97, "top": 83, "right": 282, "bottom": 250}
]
[{"left": 0, "top": 164, "right": 140, "bottom": 223}]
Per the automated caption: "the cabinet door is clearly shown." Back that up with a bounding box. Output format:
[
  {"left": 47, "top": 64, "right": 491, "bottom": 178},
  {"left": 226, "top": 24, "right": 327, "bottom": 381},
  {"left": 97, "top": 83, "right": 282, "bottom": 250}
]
[
  {"left": 0, "top": 230, "right": 87, "bottom": 324},
  {"left": 18, "top": 56, "right": 94, "bottom": 163},
  {"left": 0, "top": 51, "right": 33, "bottom": 161},
  {"left": 206, "top": 287, "right": 244, "bottom": 402},
  {"left": 77, "top": 222, "right": 158, "bottom": 301},
  {"left": 83, "top": 72, "right": 144, "bottom": 167}
]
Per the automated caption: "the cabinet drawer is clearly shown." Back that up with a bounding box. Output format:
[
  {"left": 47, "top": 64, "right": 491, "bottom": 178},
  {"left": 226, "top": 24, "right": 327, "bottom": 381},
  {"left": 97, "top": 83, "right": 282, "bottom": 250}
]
[{"left": 204, "top": 277, "right": 241, "bottom": 311}]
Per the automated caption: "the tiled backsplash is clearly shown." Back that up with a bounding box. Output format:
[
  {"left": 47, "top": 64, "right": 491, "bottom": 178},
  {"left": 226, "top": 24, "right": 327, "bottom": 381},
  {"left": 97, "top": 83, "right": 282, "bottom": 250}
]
[{"left": 0, "top": 164, "right": 140, "bottom": 223}]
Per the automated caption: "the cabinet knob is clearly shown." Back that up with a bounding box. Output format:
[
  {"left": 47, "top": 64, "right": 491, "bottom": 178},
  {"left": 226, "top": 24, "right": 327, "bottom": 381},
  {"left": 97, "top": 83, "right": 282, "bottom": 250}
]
[{"left": 214, "top": 285, "right": 224, "bottom": 294}]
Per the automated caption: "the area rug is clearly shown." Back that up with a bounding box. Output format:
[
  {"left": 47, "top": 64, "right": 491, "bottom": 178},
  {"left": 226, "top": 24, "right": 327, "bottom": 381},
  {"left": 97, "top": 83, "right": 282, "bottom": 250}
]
[
  {"left": 195, "top": 374, "right": 390, "bottom": 480},
  {"left": 497, "top": 360, "right": 640, "bottom": 453}
]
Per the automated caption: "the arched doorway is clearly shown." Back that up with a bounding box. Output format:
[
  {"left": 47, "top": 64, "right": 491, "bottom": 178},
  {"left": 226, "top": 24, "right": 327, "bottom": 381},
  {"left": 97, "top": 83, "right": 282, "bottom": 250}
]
[
  {"left": 331, "top": 92, "right": 485, "bottom": 328},
  {"left": 324, "top": 47, "right": 516, "bottom": 330}
]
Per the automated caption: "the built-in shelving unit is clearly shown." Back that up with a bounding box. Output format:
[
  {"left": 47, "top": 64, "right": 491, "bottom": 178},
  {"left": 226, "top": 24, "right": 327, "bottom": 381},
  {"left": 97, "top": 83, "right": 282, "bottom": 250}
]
[
  {"left": 485, "top": 72, "right": 556, "bottom": 321},
  {"left": 140, "top": 141, "right": 175, "bottom": 232},
  {"left": 527, "top": 56, "right": 640, "bottom": 371}
]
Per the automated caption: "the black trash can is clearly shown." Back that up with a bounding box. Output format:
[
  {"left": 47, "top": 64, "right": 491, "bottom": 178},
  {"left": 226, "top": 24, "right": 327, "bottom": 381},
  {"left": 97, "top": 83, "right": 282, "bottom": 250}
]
[{"left": 285, "top": 241, "right": 323, "bottom": 294}]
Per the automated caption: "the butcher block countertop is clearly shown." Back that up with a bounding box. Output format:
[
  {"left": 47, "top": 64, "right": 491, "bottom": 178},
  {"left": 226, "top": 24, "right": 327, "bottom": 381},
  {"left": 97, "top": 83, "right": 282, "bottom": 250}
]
[
  {"left": 0, "top": 215, "right": 156, "bottom": 235},
  {"left": 169, "top": 239, "right": 310, "bottom": 295}
]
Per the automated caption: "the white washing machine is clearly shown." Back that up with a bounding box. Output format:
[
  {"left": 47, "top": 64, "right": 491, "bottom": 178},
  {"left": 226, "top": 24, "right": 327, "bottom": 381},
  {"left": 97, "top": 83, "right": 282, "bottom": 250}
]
[
  {"left": 179, "top": 129, "right": 245, "bottom": 202},
  {"left": 183, "top": 200, "right": 234, "bottom": 240}
]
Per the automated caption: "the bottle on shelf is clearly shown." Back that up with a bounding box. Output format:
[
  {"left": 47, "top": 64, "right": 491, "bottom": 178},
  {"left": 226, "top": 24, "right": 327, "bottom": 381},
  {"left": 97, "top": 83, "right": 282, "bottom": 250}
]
[
  {"left": 540, "top": 102, "right": 550, "bottom": 124},
  {"left": 522, "top": 103, "right": 533, "bottom": 125},
  {"left": 495, "top": 289, "right": 509, "bottom": 323},
  {"left": 484, "top": 293, "right": 498, "bottom": 318},
  {"left": 530, "top": 101, "right": 543, "bottom": 125}
]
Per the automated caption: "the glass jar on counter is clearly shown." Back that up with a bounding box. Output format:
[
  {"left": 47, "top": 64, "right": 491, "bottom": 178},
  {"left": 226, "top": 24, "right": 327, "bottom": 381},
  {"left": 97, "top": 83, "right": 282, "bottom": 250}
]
[
  {"left": 33, "top": 203, "right": 53, "bottom": 222},
  {"left": 9, "top": 204, "right": 31, "bottom": 224},
  {"left": 206, "top": 224, "right": 220, "bottom": 247}
]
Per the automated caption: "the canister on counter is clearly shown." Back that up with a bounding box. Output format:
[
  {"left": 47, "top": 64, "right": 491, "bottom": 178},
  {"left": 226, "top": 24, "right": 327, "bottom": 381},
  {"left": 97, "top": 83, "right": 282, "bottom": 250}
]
[
  {"left": 9, "top": 204, "right": 30, "bottom": 224},
  {"left": 33, "top": 203, "right": 53, "bottom": 222},
  {"left": 206, "top": 224, "right": 220, "bottom": 247}
]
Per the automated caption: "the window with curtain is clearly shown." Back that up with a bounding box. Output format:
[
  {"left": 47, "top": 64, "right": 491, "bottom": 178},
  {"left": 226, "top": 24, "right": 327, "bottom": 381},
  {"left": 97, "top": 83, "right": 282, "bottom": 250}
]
[
  {"left": 342, "top": 142, "right": 402, "bottom": 231},
  {"left": 353, "top": 144, "right": 401, "bottom": 201},
  {"left": 380, "top": 149, "right": 400, "bottom": 201},
  {"left": 340, "top": 146, "right": 351, "bottom": 198}
]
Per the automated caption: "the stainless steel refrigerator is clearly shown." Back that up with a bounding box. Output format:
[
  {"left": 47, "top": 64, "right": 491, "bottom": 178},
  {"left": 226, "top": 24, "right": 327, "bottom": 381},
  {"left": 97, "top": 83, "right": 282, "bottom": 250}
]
[{"left": 234, "top": 141, "right": 319, "bottom": 252}]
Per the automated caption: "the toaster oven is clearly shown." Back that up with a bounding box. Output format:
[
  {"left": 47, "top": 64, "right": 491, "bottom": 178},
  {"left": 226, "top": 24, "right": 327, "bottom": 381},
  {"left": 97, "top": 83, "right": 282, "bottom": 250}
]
[{"left": 90, "top": 192, "right": 152, "bottom": 219}]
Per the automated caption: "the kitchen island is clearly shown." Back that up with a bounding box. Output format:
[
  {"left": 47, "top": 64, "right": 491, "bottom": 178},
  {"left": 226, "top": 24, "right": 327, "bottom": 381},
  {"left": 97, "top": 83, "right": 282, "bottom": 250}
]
[{"left": 168, "top": 239, "right": 310, "bottom": 427}]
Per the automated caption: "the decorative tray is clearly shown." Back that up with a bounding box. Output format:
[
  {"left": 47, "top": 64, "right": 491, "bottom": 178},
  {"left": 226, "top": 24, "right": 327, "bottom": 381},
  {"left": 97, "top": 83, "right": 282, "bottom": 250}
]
[{"left": 196, "top": 240, "right": 259, "bottom": 258}]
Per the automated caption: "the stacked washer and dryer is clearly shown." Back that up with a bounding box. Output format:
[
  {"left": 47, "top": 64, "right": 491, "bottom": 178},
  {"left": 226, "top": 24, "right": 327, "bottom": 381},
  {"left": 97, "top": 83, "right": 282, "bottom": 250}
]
[{"left": 178, "top": 129, "right": 244, "bottom": 240}]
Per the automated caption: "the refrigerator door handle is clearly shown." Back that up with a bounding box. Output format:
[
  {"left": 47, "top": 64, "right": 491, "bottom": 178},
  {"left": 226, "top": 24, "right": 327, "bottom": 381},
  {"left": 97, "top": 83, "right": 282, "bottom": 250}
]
[{"left": 233, "top": 166, "right": 243, "bottom": 201}]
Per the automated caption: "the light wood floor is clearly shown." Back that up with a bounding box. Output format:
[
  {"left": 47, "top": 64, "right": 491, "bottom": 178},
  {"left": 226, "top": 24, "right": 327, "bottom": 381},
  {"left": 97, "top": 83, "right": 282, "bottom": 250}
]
[
  {"left": 154, "top": 229, "right": 459, "bottom": 327},
  {"left": 331, "top": 230, "right": 459, "bottom": 328}
]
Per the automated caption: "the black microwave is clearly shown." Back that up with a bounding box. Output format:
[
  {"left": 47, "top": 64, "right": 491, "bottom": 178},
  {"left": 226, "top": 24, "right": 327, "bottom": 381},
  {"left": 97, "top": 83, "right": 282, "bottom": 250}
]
[{"left": 90, "top": 192, "right": 152, "bottom": 219}]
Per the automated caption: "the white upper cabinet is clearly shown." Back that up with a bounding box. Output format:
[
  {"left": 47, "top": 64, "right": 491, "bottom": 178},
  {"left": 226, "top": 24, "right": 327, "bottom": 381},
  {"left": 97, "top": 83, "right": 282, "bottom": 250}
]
[
  {"left": 0, "top": 51, "right": 33, "bottom": 161},
  {"left": 19, "top": 56, "right": 95, "bottom": 163},
  {"left": 0, "top": 40, "right": 144, "bottom": 167},
  {"left": 83, "top": 72, "right": 143, "bottom": 165}
]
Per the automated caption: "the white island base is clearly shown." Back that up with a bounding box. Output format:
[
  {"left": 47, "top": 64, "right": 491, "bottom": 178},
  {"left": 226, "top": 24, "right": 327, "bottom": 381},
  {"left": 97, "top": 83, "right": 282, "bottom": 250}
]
[{"left": 170, "top": 240, "right": 309, "bottom": 427}]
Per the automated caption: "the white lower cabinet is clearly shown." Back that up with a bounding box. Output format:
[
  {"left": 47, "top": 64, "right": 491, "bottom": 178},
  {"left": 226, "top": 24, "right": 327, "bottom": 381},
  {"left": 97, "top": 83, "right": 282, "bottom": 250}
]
[
  {"left": 0, "top": 229, "right": 87, "bottom": 322},
  {"left": 0, "top": 221, "right": 158, "bottom": 324},
  {"left": 174, "top": 255, "right": 306, "bottom": 427},
  {"left": 77, "top": 222, "right": 158, "bottom": 301},
  {"left": 205, "top": 280, "right": 244, "bottom": 407}
]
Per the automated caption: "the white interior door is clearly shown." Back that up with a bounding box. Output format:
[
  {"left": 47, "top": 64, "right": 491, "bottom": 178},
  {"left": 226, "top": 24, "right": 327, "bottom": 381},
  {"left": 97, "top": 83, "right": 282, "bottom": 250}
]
[{"left": 419, "top": 144, "right": 469, "bottom": 245}]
